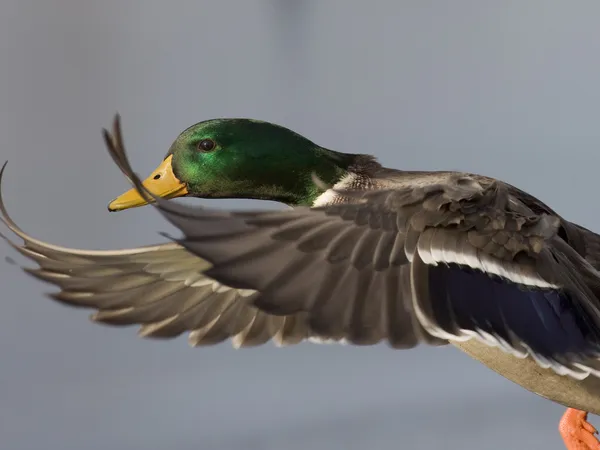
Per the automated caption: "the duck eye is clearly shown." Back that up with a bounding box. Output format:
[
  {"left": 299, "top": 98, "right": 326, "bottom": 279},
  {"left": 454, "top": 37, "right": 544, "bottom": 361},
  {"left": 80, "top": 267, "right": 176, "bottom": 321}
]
[{"left": 197, "top": 139, "right": 216, "bottom": 152}]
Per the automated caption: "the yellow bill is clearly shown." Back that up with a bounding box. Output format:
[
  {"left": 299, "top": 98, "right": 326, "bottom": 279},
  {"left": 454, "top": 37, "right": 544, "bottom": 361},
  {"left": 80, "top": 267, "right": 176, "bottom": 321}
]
[{"left": 108, "top": 155, "right": 188, "bottom": 211}]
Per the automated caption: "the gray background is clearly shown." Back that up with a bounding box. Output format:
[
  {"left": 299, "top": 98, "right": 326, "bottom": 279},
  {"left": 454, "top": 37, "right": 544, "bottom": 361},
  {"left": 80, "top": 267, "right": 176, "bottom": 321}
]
[{"left": 1, "top": 1, "right": 599, "bottom": 449}]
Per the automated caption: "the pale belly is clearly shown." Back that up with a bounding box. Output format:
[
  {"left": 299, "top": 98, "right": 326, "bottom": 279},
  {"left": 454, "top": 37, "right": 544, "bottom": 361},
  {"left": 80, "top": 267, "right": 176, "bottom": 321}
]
[{"left": 452, "top": 339, "right": 600, "bottom": 415}]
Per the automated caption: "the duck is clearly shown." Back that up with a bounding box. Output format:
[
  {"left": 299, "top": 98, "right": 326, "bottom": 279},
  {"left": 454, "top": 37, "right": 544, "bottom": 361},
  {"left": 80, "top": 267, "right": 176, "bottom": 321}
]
[{"left": 2, "top": 115, "right": 600, "bottom": 450}]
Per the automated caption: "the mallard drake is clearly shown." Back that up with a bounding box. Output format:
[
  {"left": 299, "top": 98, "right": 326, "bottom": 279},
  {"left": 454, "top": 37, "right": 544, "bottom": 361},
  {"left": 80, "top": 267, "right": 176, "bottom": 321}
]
[{"left": 2, "top": 115, "right": 600, "bottom": 450}]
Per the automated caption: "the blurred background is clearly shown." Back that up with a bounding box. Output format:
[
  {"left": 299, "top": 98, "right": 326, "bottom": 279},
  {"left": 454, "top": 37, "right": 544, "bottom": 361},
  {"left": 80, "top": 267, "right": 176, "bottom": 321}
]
[{"left": 1, "top": 1, "right": 600, "bottom": 449}]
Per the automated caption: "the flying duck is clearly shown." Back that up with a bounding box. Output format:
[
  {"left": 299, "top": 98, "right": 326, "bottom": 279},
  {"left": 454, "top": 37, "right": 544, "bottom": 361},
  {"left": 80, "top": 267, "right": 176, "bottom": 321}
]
[{"left": 2, "top": 115, "right": 600, "bottom": 449}]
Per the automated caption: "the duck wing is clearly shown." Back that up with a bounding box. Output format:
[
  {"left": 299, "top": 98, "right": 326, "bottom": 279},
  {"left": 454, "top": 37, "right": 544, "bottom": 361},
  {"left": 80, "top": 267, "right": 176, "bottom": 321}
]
[
  {"left": 0, "top": 191, "right": 314, "bottom": 348},
  {"left": 104, "top": 116, "right": 600, "bottom": 378}
]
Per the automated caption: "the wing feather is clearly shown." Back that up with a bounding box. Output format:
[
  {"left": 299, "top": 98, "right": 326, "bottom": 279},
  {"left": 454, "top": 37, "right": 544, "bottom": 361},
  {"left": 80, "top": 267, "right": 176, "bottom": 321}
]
[{"left": 0, "top": 177, "right": 313, "bottom": 347}]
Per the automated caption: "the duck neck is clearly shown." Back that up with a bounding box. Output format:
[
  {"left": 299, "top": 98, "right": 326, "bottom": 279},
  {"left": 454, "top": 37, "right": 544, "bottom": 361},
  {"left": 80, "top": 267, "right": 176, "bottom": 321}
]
[{"left": 307, "top": 150, "right": 380, "bottom": 207}]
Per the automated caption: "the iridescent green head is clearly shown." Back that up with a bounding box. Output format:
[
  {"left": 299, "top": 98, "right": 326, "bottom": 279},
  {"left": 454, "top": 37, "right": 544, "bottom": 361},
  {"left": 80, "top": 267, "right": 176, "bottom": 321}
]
[{"left": 108, "top": 119, "right": 362, "bottom": 211}]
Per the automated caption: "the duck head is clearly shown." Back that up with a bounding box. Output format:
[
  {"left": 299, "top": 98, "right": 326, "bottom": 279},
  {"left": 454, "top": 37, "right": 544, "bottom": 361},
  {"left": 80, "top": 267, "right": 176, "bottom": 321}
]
[{"left": 107, "top": 119, "right": 369, "bottom": 211}]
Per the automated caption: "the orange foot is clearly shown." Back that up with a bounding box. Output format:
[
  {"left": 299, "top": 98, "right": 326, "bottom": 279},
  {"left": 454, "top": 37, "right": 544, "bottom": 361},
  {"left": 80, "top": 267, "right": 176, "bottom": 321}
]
[{"left": 559, "top": 409, "right": 600, "bottom": 450}]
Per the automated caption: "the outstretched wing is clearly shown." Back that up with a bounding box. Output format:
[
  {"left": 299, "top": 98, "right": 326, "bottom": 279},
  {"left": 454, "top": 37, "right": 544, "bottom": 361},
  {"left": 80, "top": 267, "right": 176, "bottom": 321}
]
[
  {"left": 0, "top": 179, "right": 312, "bottom": 348},
  {"left": 103, "top": 115, "right": 600, "bottom": 378}
]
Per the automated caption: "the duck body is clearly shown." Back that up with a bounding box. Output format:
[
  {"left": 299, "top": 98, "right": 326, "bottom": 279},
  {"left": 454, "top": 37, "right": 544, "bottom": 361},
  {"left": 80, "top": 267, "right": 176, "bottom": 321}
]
[
  {"left": 323, "top": 167, "right": 600, "bottom": 415},
  {"left": 335, "top": 168, "right": 600, "bottom": 415},
  {"left": 4, "top": 115, "right": 600, "bottom": 448},
  {"left": 456, "top": 339, "right": 600, "bottom": 414}
]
